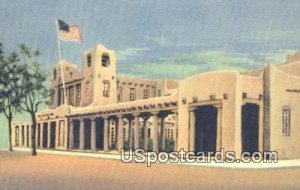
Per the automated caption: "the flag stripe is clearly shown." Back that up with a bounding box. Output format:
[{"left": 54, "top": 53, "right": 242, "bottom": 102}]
[{"left": 59, "top": 26, "right": 82, "bottom": 42}]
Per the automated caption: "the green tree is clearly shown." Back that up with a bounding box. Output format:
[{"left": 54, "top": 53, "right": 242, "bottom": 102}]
[
  {"left": 0, "top": 43, "right": 25, "bottom": 151},
  {"left": 18, "top": 44, "right": 50, "bottom": 156}
]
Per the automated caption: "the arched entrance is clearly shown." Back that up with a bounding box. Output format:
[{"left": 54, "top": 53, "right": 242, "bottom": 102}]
[{"left": 242, "top": 103, "right": 259, "bottom": 154}]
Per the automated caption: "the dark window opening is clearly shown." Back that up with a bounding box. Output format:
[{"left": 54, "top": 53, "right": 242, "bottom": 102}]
[
  {"left": 53, "top": 69, "right": 57, "bottom": 80},
  {"left": 130, "top": 88, "right": 136, "bottom": 101},
  {"left": 87, "top": 54, "right": 92, "bottom": 67},
  {"left": 102, "top": 53, "right": 110, "bottom": 67}
]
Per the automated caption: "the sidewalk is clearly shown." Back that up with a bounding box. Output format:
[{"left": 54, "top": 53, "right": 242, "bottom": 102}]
[{"left": 13, "top": 147, "right": 300, "bottom": 169}]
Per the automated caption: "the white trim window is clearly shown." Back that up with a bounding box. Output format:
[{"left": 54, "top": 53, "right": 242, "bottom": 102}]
[
  {"left": 103, "top": 80, "right": 110, "bottom": 98},
  {"left": 143, "top": 89, "right": 149, "bottom": 99},
  {"left": 282, "top": 106, "right": 291, "bottom": 136}
]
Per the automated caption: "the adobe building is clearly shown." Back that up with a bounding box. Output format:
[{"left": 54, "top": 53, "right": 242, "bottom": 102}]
[{"left": 11, "top": 44, "right": 300, "bottom": 159}]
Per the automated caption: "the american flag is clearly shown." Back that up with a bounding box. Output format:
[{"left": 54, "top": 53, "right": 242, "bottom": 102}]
[{"left": 58, "top": 19, "right": 82, "bottom": 43}]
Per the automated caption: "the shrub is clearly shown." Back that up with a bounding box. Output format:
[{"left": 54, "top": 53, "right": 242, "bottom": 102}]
[
  {"left": 139, "top": 138, "right": 144, "bottom": 149},
  {"left": 123, "top": 140, "right": 129, "bottom": 151},
  {"left": 147, "top": 139, "right": 153, "bottom": 152},
  {"left": 110, "top": 143, "right": 116, "bottom": 150},
  {"left": 165, "top": 139, "right": 175, "bottom": 153}
]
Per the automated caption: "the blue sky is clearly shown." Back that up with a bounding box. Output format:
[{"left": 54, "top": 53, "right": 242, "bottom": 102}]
[
  {"left": 1, "top": 0, "right": 300, "bottom": 79},
  {"left": 1, "top": 0, "right": 300, "bottom": 148}
]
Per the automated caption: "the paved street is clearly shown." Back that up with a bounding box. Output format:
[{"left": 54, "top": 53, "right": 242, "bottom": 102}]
[{"left": 0, "top": 151, "right": 299, "bottom": 190}]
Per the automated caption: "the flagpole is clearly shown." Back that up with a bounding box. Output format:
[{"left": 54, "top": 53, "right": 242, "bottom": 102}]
[{"left": 55, "top": 18, "right": 68, "bottom": 106}]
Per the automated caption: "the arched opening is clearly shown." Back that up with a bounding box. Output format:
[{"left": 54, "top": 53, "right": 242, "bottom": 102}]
[
  {"left": 26, "top": 125, "right": 29, "bottom": 147},
  {"left": 21, "top": 125, "right": 25, "bottom": 146},
  {"left": 84, "top": 119, "right": 91, "bottom": 149},
  {"left": 194, "top": 105, "right": 218, "bottom": 153},
  {"left": 42, "top": 123, "right": 48, "bottom": 148},
  {"left": 242, "top": 103, "right": 259, "bottom": 154},
  {"left": 73, "top": 120, "right": 80, "bottom": 149},
  {"left": 50, "top": 122, "right": 56, "bottom": 149},
  {"left": 96, "top": 118, "right": 104, "bottom": 150},
  {"left": 15, "top": 126, "right": 20, "bottom": 146},
  {"left": 102, "top": 53, "right": 110, "bottom": 67},
  {"left": 37, "top": 124, "right": 41, "bottom": 147}
]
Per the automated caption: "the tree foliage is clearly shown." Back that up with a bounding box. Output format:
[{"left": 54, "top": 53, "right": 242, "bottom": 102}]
[
  {"left": 0, "top": 43, "right": 50, "bottom": 155},
  {"left": 17, "top": 44, "right": 50, "bottom": 156},
  {"left": 0, "top": 43, "right": 25, "bottom": 151}
]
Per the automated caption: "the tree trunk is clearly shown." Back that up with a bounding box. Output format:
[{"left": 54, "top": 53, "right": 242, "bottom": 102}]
[
  {"left": 30, "top": 112, "right": 37, "bottom": 156},
  {"left": 8, "top": 114, "right": 13, "bottom": 151}
]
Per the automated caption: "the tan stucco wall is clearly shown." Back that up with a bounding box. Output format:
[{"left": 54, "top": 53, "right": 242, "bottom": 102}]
[{"left": 268, "top": 64, "right": 300, "bottom": 158}]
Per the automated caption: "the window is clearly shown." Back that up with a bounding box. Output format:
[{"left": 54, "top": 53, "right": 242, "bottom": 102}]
[
  {"left": 50, "top": 89, "right": 55, "bottom": 105},
  {"left": 75, "top": 84, "right": 81, "bottom": 106},
  {"left": 111, "top": 127, "right": 115, "bottom": 145},
  {"left": 147, "top": 128, "right": 151, "bottom": 138},
  {"left": 102, "top": 53, "right": 110, "bottom": 67},
  {"left": 68, "top": 86, "right": 74, "bottom": 106},
  {"left": 103, "top": 80, "right": 110, "bottom": 97},
  {"left": 282, "top": 106, "right": 291, "bottom": 136},
  {"left": 86, "top": 81, "right": 90, "bottom": 99},
  {"left": 70, "top": 72, "right": 73, "bottom": 79},
  {"left": 143, "top": 89, "right": 149, "bottom": 99},
  {"left": 157, "top": 89, "right": 161, "bottom": 97},
  {"left": 117, "top": 87, "right": 122, "bottom": 101},
  {"left": 53, "top": 69, "right": 57, "bottom": 80},
  {"left": 129, "top": 88, "right": 136, "bottom": 101},
  {"left": 61, "top": 88, "right": 65, "bottom": 104},
  {"left": 87, "top": 54, "right": 92, "bottom": 67},
  {"left": 123, "top": 128, "right": 126, "bottom": 142}
]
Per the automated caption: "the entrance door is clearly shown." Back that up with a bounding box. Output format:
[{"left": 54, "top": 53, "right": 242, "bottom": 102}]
[
  {"left": 242, "top": 103, "right": 259, "bottom": 154},
  {"left": 195, "top": 106, "right": 218, "bottom": 153}
]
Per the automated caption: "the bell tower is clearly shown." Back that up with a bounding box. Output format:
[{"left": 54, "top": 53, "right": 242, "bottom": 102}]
[{"left": 81, "top": 45, "right": 117, "bottom": 106}]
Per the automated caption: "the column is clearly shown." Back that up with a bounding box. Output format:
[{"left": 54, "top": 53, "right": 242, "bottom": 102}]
[
  {"left": 47, "top": 122, "right": 51, "bottom": 148},
  {"left": 24, "top": 125, "right": 28, "bottom": 147},
  {"left": 28, "top": 124, "right": 31, "bottom": 147},
  {"left": 79, "top": 119, "right": 85, "bottom": 150},
  {"left": 69, "top": 120, "right": 74, "bottom": 150},
  {"left": 103, "top": 117, "right": 109, "bottom": 152},
  {"left": 117, "top": 116, "right": 124, "bottom": 152},
  {"left": 73, "top": 85, "right": 76, "bottom": 106},
  {"left": 40, "top": 123, "right": 43, "bottom": 148},
  {"left": 215, "top": 105, "right": 222, "bottom": 151},
  {"left": 91, "top": 118, "right": 97, "bottom": 151},
  {"left": 189, "top": 109, "right": 196, "bottom": 152},
  {"left": 20, "top": 125, "right": 24, "bottom": 146},
  {"left": 152, "top": 112, "right": 159, "bottom": 152},
  {"left": 173, "top": 111, "right": 178, "bottom": 151},
  {"left": 160, "top": 115, "right": 167, "bottom": 151},
  {"left": 143, "top": 117, "right": 149, "bottom": 150},
  {"left": 64, "top": 119, "right": 68, "bottom": 149},
  {"left": 35, "top": 124, "right": 38, "bottom": 147},
  {"left": 133, "top": 114, "right": 140, "bottom": 149},
  {"left": 55, "top": 121, "right": 59, "bottom": 148}
]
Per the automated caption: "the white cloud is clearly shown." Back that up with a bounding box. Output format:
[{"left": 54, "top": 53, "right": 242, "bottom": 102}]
[
  {"left": 116, "top": 47, "right": 150, "bottom": 61},
  {"left": 119, "top": 50, "right": 264, "bottom": 79}
]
